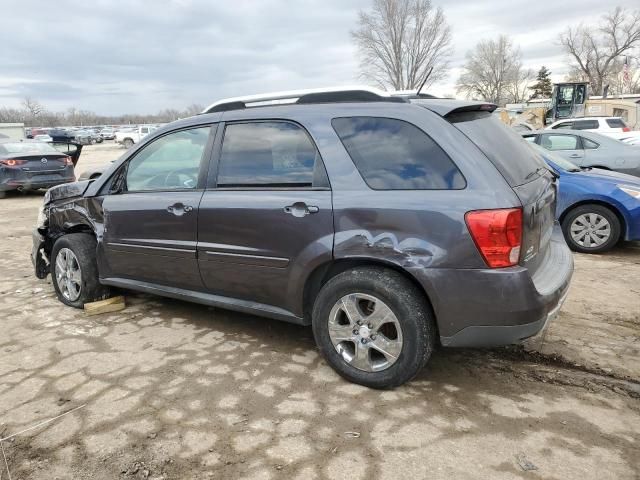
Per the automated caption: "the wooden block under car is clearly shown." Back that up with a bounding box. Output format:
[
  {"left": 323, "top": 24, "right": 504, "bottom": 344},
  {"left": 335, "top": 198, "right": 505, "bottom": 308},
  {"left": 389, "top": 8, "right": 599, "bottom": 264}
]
[{"left": 84, "top": 296, "right": 126, "bottom": 316}]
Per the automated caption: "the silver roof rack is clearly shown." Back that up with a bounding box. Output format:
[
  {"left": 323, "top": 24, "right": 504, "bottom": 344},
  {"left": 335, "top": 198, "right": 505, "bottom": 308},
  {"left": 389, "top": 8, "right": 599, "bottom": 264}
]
[{"left": 202, "top": 85, "right": 406, "bottom": 114}]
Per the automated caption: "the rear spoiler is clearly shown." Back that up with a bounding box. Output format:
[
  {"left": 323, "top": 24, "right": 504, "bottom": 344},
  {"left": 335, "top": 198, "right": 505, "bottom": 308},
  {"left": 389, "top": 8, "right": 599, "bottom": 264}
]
[{"left": 410, "top": 98, "right": 497, "bottom": 117}]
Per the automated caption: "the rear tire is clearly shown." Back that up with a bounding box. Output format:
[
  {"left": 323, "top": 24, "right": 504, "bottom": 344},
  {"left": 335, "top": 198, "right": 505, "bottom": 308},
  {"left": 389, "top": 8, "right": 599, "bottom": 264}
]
[
  {"left": 312, "top": 266, "right": 435, "bottom": 389},
  {"left": 51, "top": 233, "right": 109, "bottom": 308},
  {"left": 561, "top": 204, "right": 621, "bottom": 253}
]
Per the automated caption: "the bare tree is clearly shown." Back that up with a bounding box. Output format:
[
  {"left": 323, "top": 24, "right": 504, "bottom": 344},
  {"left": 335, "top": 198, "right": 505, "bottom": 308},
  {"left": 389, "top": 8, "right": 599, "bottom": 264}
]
[
  {"left": 352, "top": 0, "right": 453, "bottom": 90},
  {"left": 559, "top": 7, "right": 640, "bottom": 95},
  {"left": 0, "top": 100, "right": 209, "bottom": 128},
  {"left": 456, "top": 35, "right": 530, "bottom": 105},
  {"left": 21, "top": 97, "right": 43, "bottom": 117},
  {"left": 506, "top": 67, "right": 535, "bottom": 103}
]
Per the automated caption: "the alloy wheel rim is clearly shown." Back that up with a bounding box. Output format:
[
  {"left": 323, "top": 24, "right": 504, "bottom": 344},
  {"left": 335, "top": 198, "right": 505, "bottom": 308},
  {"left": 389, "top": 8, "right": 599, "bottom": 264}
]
[
  {"left": 55, "top": 248, "right": 82, "bottom": 301},
  {"left": 328, "top": 293, "right": 403, "bottom": 372},
  {"left": 570, "top": 213, "right": 611, "bottom": 248}
]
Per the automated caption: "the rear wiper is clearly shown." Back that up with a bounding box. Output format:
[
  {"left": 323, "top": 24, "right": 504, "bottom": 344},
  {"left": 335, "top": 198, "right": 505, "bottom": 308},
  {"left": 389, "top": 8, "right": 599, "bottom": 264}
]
[{"left": 525, "top": 166, "right": 555, "bottom": 180}]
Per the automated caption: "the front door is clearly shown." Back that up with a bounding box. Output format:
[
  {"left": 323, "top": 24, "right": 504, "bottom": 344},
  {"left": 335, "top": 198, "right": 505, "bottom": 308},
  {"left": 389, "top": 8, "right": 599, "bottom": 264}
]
[
  {"left": 100, "top": 126, "right": 214, "bottom": 290},
  {"left": 197, "top": 121, "right": 333, "bottom": 318}
]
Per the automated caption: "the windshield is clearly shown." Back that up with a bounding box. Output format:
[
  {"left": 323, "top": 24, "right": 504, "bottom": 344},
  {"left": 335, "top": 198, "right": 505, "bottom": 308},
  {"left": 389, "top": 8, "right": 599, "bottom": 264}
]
[
  {"left": 529, "top": 143, "right": 580, "bottom": 172},
  {"left": 0, "top": 142, "right": 59, "bottom": 155}
]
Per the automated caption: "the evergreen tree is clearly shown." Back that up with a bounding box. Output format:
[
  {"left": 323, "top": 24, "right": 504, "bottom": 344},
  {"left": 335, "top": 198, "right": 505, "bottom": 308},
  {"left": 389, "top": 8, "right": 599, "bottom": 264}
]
[{"left": 529, "top": 66, "right": 553, "bottom": 98}]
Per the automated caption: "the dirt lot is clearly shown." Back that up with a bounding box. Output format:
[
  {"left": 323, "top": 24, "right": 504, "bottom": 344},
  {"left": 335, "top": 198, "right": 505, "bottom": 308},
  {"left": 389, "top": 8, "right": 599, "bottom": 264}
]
[{"left": 0, "top": 144, "right": 639, "bottom": 479}]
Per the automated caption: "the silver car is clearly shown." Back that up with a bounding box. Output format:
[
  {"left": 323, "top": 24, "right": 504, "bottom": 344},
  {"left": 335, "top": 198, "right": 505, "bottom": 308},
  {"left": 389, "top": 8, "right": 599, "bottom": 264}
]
[{"left": 523, "top": 129, "right": 640, "bottom": 177}]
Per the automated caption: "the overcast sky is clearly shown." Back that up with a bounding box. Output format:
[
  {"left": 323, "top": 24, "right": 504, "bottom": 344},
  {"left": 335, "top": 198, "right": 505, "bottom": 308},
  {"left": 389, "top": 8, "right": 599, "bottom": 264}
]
[{"left": 1, "top": 0, "right": 637, "bottom": 115}]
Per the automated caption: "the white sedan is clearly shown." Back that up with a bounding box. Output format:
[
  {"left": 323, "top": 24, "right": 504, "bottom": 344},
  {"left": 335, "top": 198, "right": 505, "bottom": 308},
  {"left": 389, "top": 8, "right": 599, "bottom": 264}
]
[
  {"left": 33, "top": 134, "right": 53, "bottom": 142},
  {"left": 545, "top": 116, "right": 640, "bottom": 144}
]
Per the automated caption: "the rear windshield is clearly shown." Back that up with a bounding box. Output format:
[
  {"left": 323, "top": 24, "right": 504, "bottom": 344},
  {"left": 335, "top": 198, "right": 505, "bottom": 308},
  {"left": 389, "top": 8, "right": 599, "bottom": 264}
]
[
  {"left": 447, "top": 111, "right": 546, "bottom": 186},
  {"left": 573, "top": 119, "right": 599, "bottom": 130},
  {"left": 605, "top": 118, "right": 627, "bottom": 128},
  {"left": 0, "top": 142, "right": 59, "bottom": 155}
]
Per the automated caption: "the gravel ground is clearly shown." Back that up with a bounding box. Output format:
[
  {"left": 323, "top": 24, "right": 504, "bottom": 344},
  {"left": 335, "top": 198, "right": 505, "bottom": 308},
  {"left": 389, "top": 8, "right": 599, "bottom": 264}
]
[{"left": 0, "top": 144, "right": 638, "bottom": 479}]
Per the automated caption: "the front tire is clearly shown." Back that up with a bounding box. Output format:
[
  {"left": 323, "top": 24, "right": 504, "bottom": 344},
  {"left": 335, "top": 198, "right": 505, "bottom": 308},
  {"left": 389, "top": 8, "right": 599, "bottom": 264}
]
[
  {"left": 561, "top": 204, "right": 621, "bottom": 253},
  {"left": 123, "top": 138, "right": 134, "bottom": 149},
  {"left": 51, "top": 233, "right": 109, "bottom": 308},
  {"left": 312, "top": 266, "right": 435, "bottom": 389}
]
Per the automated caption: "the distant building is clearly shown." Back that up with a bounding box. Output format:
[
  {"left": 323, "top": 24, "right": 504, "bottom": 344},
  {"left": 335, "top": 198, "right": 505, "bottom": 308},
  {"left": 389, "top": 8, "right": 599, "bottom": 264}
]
[{"left": 0, "top": 123, "right": 25, "bottom": 140}]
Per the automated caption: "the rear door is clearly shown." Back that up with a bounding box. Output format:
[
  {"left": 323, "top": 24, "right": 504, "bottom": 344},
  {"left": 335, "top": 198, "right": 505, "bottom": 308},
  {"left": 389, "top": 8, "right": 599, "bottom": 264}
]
[
  {"left": 100, "top": 126, "right": 214, "bottom": 289},
  {"left": 539, "top": 133, "right": 585, "bottom": 164},
  {"left": 197, "top": 120, "right": 333, "bottom": 318}
]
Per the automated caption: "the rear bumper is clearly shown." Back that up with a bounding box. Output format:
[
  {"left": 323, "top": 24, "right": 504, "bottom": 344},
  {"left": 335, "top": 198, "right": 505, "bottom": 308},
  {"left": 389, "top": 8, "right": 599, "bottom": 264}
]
[
  {"left": 410, "top": 225, "right": 574, "bottom": 347},
  {"left": 1, "top": 174, "right": 75, "bottom": 192}
]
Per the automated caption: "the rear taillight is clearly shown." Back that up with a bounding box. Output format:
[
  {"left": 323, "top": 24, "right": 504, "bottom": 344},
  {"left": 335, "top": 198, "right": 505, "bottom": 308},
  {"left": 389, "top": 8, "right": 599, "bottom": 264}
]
[
  {"left": 622, "top": 127, "right": 630, "bottom": 132},
  {"left": 0, "top": 159, "right": 26, "bottom": 166},
  {"left": 63, "top": 156, "right": 73, "bottom": 166},
  {"left": 465, "top": 208, "right": 523, "bottom": 268}
]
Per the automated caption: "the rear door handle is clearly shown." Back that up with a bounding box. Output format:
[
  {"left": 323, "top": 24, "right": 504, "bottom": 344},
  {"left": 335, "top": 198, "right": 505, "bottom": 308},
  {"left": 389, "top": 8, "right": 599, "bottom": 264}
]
[
  {"left": 569, "top": 154, "right": 581, "bottom": 158},
  {"left": 167, "top": 203, "right": 194, "bottom": 216},
  {"left": 284, "top": 202, "right": 319, "bottom": 218}
]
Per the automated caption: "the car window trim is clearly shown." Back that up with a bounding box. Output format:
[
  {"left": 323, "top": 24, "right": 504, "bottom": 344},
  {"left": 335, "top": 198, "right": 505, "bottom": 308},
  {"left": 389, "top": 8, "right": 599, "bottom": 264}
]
[
  {"left": 207, "top": 119, "right": 331, "bottom": 191},
  {"left": 107, "top": 124, "right": 217, "bottom": 195}
]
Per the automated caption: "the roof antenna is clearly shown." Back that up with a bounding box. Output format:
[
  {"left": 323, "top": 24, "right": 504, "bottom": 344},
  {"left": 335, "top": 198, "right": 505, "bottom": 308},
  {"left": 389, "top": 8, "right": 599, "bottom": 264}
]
[{"left": 416, "top": 67, "right": 433, "bottom": 96}]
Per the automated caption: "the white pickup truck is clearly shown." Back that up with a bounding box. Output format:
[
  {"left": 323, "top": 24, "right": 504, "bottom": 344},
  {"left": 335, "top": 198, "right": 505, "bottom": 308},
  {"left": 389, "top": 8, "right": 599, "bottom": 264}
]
[{"left": 115, "top": 126, "right": 157, "bottom": 149}]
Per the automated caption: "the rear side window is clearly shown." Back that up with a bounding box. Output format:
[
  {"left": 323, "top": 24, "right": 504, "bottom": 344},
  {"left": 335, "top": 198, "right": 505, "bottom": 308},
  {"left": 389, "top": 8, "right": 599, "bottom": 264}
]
[
  {"left": 573, "top": 120, "right": 599, "bottom": 130},
  {"left": 540, "top": 134, "right": 579, "bottom": 151},
  {"left": 217, "top": 122, "right": 325, "bottom": 188},
  {"left": 448, "top": 111, "right": 546, "bottom": 187},
  {"left": 582, "top": 138, "right": 599, "bottom": 149},
  {"left": 331, "top": 117, "right": 465, "bottom": 190},
  {"left": 606, "top": 118, "right": 627, "bottom": 128}
]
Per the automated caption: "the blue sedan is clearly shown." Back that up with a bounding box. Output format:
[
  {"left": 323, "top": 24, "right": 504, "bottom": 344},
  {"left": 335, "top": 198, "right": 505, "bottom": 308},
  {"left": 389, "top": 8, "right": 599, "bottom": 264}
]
[{"left": 530, "top": 143, "right": 640, "bottom": 253}]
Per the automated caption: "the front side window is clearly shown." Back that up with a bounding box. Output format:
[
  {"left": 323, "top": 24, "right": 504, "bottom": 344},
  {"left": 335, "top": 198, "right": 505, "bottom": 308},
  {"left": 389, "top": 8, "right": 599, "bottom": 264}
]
[
  {"left": 217, "top": 122, "right": 321, "bottom": 188},
  {"left": 332, "top": 117, "right": 464, "bottom": 190},
  {"left": 552, "top": 122, "right": 572, "bottom": 130},
  {"left": 541, "top": 134, "right": 579, "bottom": 151},
  {"left": 125, "top": 127, "right": 210, "bottom": 192}
]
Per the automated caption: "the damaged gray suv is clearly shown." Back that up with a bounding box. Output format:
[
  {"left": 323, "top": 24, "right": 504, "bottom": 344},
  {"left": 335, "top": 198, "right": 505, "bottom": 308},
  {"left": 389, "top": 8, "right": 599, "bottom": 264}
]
[{"left": 32, "top": 87, "right": 573, "bottom": 388}]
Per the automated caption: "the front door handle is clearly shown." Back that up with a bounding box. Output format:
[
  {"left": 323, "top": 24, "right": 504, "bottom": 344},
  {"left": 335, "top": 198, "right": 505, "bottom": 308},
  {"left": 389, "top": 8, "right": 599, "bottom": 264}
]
[
  {"left": 284, "top": 202, "right": 319, "bottom": 218},
  {"left": 167, "top": 203, "right": 194, "bottom": 216},
  {"left": 569, "top": 154, "right": 581, "bottom": 158}
]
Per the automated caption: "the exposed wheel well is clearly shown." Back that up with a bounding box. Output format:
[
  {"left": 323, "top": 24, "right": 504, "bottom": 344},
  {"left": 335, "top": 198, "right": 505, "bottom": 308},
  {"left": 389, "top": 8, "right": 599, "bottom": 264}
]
[
  {"left": 559, "top": 200, "right": 626, "bottom": 237},
  {"left": 302, "top": 258, "right": 438, "bottom": 335},
  {"left": 47, "top": 224, "right": 96, "bottom": 253}
]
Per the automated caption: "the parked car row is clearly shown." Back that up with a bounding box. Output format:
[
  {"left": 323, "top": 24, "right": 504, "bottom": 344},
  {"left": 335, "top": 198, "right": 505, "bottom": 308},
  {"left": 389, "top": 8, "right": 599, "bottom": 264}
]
[{"left": 26, "top": 124, "right": 162, "bottom": 144}]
